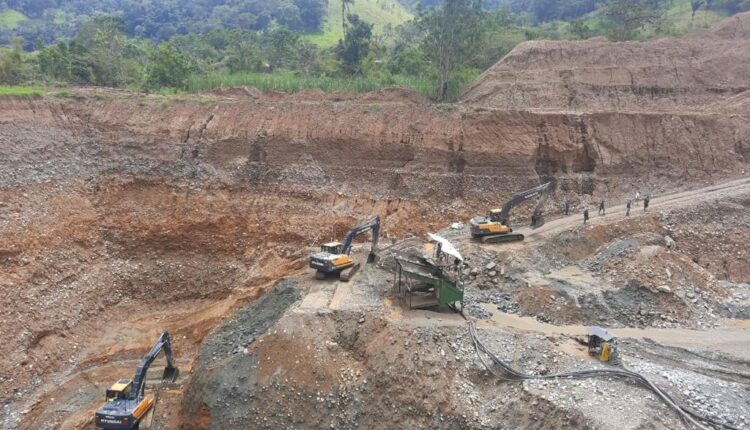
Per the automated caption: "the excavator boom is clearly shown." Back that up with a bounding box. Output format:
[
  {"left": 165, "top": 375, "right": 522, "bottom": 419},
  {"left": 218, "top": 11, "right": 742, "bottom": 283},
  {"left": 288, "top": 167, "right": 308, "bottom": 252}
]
[
  {"left": 340, "top": 216, "right": 380, "bottom": 258},
  {"left": 130, "top": 331, "right": 178, "bottom": 399},
  {"left": 497, "top": 182, "right": 552, "bottom": 226}
]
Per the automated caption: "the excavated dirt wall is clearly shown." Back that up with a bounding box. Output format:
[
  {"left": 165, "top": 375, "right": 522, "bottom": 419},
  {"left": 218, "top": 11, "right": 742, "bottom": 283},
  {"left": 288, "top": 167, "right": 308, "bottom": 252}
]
[{"left": 3, "top": 94, "right": 747, "bottom": 201}]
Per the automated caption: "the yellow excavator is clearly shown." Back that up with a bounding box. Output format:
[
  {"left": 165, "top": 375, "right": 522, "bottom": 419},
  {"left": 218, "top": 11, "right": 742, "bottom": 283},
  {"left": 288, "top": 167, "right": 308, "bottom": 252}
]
[
  {"left": 95, "top": 332, "right": 178, "bottom": 430},
  {"left": 309, "top": 216, "right": 380, "bottom": 282},
  {"left": 470, "top": 182, "right": 552, "bottom": 243}
]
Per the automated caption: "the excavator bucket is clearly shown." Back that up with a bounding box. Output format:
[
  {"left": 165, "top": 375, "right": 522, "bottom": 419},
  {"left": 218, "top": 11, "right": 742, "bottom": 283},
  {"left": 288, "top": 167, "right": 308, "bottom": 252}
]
[
  {"left": 367, "top": 252, "right": 378, "bottom": 264},
  {"left": 162, "top": 366, "right": 179, "bottom": 383}
]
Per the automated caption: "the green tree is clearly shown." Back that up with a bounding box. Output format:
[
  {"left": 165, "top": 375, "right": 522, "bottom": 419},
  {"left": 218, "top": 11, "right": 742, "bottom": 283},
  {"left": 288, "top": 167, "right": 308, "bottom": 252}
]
[
  {"left": 602, "top": 0, "right": 666, "bottom": 40},
  {"left": 38, "top": 42, "right": 73, "bottom": 82},
  {"left": 73, "top": 16, "right": 132, "bottom": 86},
  {"left": 690, "top": 0, "right": 705, "bottom": 20},
  {"left": 226, "top": 42, "right": 265, "bottom": 73},
  {"left": 263, "top": 25, "right": 301, "bottom": 70},
  {"left": 569, "top": 19, "right": 592, "bottom": 39},
  {"left": 342, "top": 0, "right": 355, "bottom": 30},
  {"left": 416, "top": 0, "right": 485, "bottom": 100},
  {"left": 336, "top": 14, "right": 373, "bottom": 75},
  {"left": 145, "top": 41, "right": 190, "bottom": 89},
  {"left": 706, "top": 0, "right": 750, "bottom": 13},
  {"left": 294, "top": 40, "right": 322, "bottom": 75},
  {"left": 388, "top": 45, "right": 430, "bottom": 76},
  {"left": 0, "top": 37, "right": 27, "bottom": 84}
]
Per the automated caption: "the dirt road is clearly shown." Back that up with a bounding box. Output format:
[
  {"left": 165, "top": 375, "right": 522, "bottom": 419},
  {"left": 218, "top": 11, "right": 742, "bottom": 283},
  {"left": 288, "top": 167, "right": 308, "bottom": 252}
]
[
  {"left": 479, "top": 306, "right": 750, "bottom": 358},
  {"left": 521, "top": 177, "right": 750, "bottom": 242}
]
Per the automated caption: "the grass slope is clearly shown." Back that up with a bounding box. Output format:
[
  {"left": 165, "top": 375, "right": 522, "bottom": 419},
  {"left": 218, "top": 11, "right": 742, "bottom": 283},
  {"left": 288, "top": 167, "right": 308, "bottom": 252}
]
[
  {"left": 306, "top": 0, "right": 413, "bottom": 46},
  {"left": 0, "top": 10, "right": 27, "bottom": 29},
  {"left": 582, "top": 0, "right": 726, "bottom": 37},
  {"left": 0, "top": 86, "right": 43, "bottom": 97},
  {"left": 186, "top": 71, "right": 436, "bottom": 96}
]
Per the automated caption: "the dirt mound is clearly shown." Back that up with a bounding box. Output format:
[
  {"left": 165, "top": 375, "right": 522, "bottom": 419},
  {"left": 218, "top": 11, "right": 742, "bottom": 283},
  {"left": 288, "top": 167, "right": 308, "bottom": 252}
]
[
  {"left": 207, "top": 86, "right": 262, "bottom": 99},
  {"left": 182, "top": 301, "right": 597, "bottom": 429},
  {"left": 180, "top": 280, "right": 301, "bottom": 429},
  {"left": 359, "top": 86, "right": 427, "bottom": 104},
  {"left": 180, "top": 250, "right": 750, "bottom": 429},
  {"left": 462, "top": 12, "right": 750, "bottom": 112},
  {"left": 709, "top": 12, "right": 750, "bottom": 39}
]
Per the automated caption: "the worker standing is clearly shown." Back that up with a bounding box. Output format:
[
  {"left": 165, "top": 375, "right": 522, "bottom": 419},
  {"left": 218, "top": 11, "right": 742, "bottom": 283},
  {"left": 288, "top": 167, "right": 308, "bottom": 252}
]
[
  {"left": 564, "top": 200, "right": 570, "bottom": 216},
  {"left": 626, "top": 199, "right": 632, "bottom": 217},
  {"left": 644, "top": 195, "right": 650, "bottom": 212},
  {"left": 598, "top": 199, "right": 605, "bottom": 216},
  {"left": 583, "top": 208, "right": 590, "bottom": 224},
  {"left": 635, "top": 191, "right": 641, "bottom": 203}
]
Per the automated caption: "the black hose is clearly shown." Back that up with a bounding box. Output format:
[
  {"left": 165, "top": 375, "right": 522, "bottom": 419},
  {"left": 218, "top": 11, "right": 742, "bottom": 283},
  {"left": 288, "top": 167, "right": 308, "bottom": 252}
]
[{"left": 468, "top": 322, "right": 740, "bottom": 430}]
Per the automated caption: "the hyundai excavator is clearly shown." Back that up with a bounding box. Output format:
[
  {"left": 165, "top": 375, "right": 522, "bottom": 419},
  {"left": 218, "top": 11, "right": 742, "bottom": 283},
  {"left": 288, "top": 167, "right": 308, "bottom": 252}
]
[
  {"left": 309, "top": 216, "right": 380, "bottom": 282},
  {"left": 95, "top": 331, "right": 179, "bottom": 430},
  {"left": 470, "top": 182, "right": 552, "bottom": 243}
]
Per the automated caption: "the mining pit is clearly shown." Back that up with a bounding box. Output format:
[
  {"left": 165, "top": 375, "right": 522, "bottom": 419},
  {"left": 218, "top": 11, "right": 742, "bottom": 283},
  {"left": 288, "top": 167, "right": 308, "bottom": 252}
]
[{"left": 2, "top": 13, "right": 750, "bottom": 430}]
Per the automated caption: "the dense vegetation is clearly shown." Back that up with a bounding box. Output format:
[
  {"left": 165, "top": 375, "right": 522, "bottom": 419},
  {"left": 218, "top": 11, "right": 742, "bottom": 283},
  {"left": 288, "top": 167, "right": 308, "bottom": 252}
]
[
  {"left": 1, "top": 0, "right": 326, "bottom": 44},
  {"left": 0, "top": 0, "right": 748, "bottom": 100}
]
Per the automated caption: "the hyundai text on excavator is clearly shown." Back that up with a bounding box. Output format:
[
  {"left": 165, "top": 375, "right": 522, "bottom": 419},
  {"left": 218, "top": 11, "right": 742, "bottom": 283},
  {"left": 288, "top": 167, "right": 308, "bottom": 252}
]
[
  {"left": 309, "top": 216, "right": 380, "bottom": 282},
  {"left": 95, "top": 331, "right": 178, "bottom": 430},
  {"left": 470, "top": 182, "right": 552, "bottom": 243}
]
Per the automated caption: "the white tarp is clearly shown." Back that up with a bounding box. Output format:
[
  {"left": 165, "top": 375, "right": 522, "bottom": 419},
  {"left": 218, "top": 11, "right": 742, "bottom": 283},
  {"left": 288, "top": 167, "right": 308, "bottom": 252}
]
[
  {"left": 427, "top": 233, "right": 463, "bottom": 262},
  {"left": 587, "top": 326, "right": 616, "bottom": 341}
]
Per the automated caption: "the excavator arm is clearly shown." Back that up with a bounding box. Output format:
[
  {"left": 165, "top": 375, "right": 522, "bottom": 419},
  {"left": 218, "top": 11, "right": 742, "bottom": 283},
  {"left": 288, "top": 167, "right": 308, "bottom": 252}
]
[
  {"left": 340, "top": 216, "right": 380, "bottom": 259},
  {"left": 129, "top": 331, "right": 178, "bottom": 399},
  {"left": 498, "top": 182, "right": 552, "bottom": 226}
]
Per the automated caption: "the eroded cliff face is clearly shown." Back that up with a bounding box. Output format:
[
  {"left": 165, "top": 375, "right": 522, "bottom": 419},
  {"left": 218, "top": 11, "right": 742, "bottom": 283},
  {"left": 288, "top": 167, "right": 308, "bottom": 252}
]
[{"left": 3, "top": 88, "right": 746, "bottom": 205}]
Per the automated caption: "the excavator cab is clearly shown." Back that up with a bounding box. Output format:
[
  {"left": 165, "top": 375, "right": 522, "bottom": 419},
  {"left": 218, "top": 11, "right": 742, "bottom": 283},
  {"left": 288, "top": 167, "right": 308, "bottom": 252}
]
[
  {"left": 105, "top": 380, "right": 133, "bottom": 402},
  {"left": 488, "top": 209, "right": 503, "bottom": 223},
  {"left": 320, "top": 242, "right": 343, "bottom": 255}
]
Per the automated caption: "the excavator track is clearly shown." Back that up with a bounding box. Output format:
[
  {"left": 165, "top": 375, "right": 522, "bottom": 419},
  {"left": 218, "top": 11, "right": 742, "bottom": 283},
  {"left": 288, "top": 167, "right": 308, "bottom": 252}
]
[
  {"left": 481, "top": 233, "right": 525, "bottom": 244},
  {"left": 339, "top": 263, "right": 361, "bottom": 282}
]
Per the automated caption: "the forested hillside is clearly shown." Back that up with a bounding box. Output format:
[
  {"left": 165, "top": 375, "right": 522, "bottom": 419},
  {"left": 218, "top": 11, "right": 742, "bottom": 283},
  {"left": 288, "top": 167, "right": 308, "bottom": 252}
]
[{"left": 1, "top": 0, "right": 327, "bottom": 44}]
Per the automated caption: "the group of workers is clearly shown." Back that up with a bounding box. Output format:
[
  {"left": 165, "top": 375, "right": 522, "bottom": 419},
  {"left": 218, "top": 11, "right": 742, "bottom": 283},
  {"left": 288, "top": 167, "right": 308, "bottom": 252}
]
[{"left": 566, "top": 191, "right": 651, "bottom": 225}]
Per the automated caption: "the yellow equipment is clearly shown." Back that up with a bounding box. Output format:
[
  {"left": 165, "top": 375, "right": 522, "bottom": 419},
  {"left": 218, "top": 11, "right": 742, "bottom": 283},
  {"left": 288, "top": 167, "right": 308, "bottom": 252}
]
[
  {"left": 470, "top": 182, "right": 552, "bottom": 243},
  {"left": 586, "top": 326, "right": 619, "bottom": 363},
  {"left": 309, "top": 217, "right": 380, "bottom": 282},
  {"left": 95, "top": 332, "right": 178, "bottom": 429}
]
